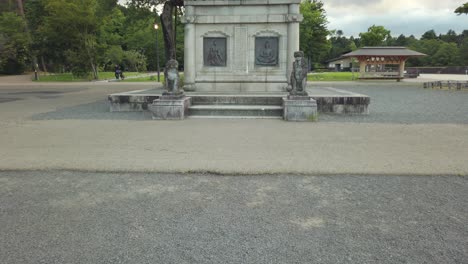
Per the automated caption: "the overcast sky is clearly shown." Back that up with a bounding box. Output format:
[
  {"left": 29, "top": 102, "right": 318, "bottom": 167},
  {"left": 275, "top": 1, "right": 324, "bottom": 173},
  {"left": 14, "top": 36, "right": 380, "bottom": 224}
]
[{"left": 323, "top": 0, "right": 468, "bottom": 37}]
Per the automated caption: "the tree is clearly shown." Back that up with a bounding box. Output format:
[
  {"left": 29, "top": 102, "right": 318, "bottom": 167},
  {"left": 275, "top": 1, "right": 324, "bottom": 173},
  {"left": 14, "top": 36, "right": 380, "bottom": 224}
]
[
  {"left": 440, "top": 30, "right": 458, "bottom": 43},
  {"left": 459, "top": 38, "right": 468, "bottom": 65},
  {"left": 327, "top": 30, "right": 356, "bottom": 60},
  {"left": 455, "top": 3, "right": 468, "bottom": 15},
  {"left": 40, "top": 0, "right": 100, "bottom": 78},
  {"left": 394, "top": 34, "right": 409, "bottom": 46},
  {"left": 421, "top": 29, "right": 437, "bottom": 40},
  {"left": 359, "top": 25, "right": 391, "bottom": 46},
  {"left": 408, "top": 39, "right": 442, "bottom": 66},
  {"left": 432, "top": 42, "right": 461, "bottom": 66},
  {"left": 0, "top": 12, "right": 30, "bottom": 74},
  {"left": 300, "top": 0, "right": 330, "bottom": 69}
]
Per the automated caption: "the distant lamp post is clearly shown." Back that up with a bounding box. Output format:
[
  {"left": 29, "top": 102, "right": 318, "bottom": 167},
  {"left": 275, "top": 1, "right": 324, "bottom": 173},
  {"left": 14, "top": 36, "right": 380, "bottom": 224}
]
[{"left": 154, "top": 23, "right": 161, "bottom": 82}]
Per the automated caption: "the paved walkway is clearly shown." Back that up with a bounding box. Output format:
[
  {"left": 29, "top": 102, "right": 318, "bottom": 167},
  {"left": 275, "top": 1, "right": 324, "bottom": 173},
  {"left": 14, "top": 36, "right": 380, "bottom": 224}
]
[{"left": 0, "top": 79, "right": 467, "bottom": 175}]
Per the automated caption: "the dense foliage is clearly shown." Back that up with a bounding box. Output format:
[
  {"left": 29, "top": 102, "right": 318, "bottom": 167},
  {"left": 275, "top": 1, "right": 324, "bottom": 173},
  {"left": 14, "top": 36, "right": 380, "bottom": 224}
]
[
  {"left": 300, "top": 0, "right": 330, "bottom": 70},
  {"left": 325, "top": 27, "right": 468, "bottom": 67},
  {"left": 1, "top": 0, "right": 170, "bottom": 77},
  {"left": 455, "top": 3, "right": 468, "bottom": 15}
]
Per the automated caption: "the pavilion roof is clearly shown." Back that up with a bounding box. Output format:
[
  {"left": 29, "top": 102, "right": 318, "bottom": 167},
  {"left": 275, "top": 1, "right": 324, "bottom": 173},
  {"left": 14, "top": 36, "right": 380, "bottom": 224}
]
[{"left": 342, "top": 47, "right": 426, "bottom": 57}]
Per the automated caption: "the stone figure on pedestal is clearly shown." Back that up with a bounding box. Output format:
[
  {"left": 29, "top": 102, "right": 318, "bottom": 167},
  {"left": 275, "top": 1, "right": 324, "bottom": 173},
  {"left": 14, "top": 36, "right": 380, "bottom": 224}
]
[
  {"left": 163, "top": 59, "right": 184, "bottom": 97},
  {"left": 283, "top": 51, "right": 317, "bottom": 122},
  {"left": 287, "top": 51, "right": 308, "bottom": 97},
  {"left": 150, "top": 58, "right": 190, "bottom": 120}
]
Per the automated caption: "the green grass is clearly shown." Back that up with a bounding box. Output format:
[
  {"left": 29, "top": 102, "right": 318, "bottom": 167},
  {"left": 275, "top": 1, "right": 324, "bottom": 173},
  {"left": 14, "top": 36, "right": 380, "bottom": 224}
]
[
  {"left": 35, "top": 72, "right": 142, "bottom": 82},
  {"left": 122, "top": 75, "right": 165, "bottom": 82},
  {"left": 35, "top": 71, "right": 358, "bottom": 82},
  {"left": 307, "top": 72, "right": 359, "bottom": 81}
]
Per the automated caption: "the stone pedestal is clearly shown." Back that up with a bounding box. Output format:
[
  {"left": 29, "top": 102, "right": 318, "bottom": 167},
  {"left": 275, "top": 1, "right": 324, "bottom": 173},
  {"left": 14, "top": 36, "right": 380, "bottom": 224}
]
[
  {"left": 283, "top": 96, "right": 318, "bottom": 122},
  {"left": 149, "top": 96, "right": 192, "bottom": 120}
]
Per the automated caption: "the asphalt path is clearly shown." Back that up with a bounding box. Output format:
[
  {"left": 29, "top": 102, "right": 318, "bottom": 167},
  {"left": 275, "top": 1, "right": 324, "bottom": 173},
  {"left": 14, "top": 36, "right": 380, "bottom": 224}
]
[{"left": 1, "top": 171, "right": 467, "bottom": 264}]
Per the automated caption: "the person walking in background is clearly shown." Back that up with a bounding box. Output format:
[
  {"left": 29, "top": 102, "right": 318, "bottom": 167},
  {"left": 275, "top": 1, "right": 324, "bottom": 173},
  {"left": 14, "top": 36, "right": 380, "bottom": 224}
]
[{"left": 114, "top": 64, "right": 125, "bottom": 80}]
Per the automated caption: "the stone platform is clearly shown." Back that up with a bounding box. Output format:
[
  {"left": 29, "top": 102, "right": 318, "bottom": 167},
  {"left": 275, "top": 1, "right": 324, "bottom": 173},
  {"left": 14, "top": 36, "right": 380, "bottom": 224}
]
[{"left": 108, "top": 87, "right": 370, "bottom": 118}]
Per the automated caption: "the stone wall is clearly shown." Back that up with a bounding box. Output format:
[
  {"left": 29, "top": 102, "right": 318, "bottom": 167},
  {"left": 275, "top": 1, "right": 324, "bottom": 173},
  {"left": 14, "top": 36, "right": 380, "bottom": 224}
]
[{"left": 183, "top": 0, "right": 302, "bottom": 92}]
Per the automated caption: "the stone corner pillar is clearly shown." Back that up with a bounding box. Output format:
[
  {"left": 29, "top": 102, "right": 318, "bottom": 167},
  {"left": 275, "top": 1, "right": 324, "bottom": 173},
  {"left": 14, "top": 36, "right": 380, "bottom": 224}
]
[
  {"left": 183, "top": 5, "right": 196, "bottom": 91},
  {"left": 287, "top": 4, "right": 302, "bottom": 84}
]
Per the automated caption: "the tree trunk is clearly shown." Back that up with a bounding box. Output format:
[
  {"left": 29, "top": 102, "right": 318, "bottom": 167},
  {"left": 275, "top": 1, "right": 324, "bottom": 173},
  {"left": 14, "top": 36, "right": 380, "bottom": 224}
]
[
  {"left": 16, "top": 0, "right": 24, "bottom": 17},
  {"left": 41, "top": 56, "right": 48, "bottom": 73},
  {"left": 160, "top": 2, "right": 176, "bottom": 61},
  {"left": 17, "top": 0, "right": 40, "bottom": 73}
]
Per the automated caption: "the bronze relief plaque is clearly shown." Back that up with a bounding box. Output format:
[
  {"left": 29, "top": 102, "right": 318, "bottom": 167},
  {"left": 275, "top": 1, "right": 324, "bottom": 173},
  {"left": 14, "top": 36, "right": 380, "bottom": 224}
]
[
  {"left": 204, "top": 37, "right": 227, "bottom": 67},
  {"left": 255, "top": 37, "right": 279, "bottom": 66}
]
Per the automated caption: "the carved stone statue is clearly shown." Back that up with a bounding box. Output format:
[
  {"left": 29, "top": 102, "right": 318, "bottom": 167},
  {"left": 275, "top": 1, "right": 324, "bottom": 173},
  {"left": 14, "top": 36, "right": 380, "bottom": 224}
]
[
  {"left": 163, "top": 59, "right": 183, "bottom": 96},
  {"left": 288, "top": 51, "right": 308, "bottom": 96},
  {"left": 255, "top": 37, "right": 279, "bottom": 66},
  {"left": 256, "top": 41, "right": 276, "bottom": 65},
  {"left": 206, "top": 40, "right": 224, "bottom": 66}
]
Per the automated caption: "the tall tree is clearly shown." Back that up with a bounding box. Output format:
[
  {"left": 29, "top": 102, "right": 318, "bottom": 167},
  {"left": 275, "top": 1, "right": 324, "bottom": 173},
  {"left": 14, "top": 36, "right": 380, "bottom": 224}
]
[
  {"left": 359, "top": 25, "right": 391, "bottom": 46},
  {"left": 455, "top": 3, "right": 468, "bottom": 14},
  {"left": 300, "top": 0, "right": 330, "bottom": 69},
  {"left": 359, "top": 25, "right": 391, "bottom": 47},
  {"left": 421, "top": 29, "right": 438, "bottom": 40},
  {"left": 440, "top": 30, "right": 458, "bottom": 43},
  {"left": 459, "top": 38, "right": 468, "bottom": 65},
  {"left": 0, "top": 12, "right": 30, "bottom": 74},
  {"left": 41, "top": 0, "right": 100, "bottom": 78},
  {"left": 432, "top": 42, "right": 461, "bottom": 66}
]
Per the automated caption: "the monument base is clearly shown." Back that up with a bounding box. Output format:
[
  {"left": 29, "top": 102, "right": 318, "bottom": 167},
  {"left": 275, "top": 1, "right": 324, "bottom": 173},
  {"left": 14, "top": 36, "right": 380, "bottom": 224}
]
[
  {"left": 283, "top": 97, "right": 318, "bottom": 122},
  {"left": 149, "top": 97, "right": 192, "bottom": 120}
]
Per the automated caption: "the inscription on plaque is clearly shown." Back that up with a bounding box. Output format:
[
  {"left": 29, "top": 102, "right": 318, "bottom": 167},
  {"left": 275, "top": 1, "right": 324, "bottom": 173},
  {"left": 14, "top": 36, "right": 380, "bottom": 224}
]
[
  {"left": 255, "top": 37, "right": 279, "bottom": 66},
  {"left": 204, "top": 37, "right": 227, "bottom": 67}
]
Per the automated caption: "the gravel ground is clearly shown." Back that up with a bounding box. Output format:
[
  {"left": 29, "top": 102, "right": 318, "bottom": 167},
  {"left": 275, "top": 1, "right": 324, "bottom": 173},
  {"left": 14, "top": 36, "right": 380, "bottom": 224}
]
[
  {"left": 315, "top": 83, "right": 468, "bottom": 124},
  {"left": 30, "top": 82, "right": 468, "bottom": 124},
  {"left": 1, "top": 171, "right": 467, "bottom": 264}
]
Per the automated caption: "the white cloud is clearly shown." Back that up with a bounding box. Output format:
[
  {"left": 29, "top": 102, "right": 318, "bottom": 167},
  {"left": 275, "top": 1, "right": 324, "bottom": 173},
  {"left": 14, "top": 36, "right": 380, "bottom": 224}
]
[{"left": 323, "top": 0, "right": 468, "bottom": 37}]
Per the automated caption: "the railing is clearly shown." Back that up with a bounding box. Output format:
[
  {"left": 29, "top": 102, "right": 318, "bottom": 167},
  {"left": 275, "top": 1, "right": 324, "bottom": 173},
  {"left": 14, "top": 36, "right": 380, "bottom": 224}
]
[
  {"left": 423, "top": 81, "right": 468, "bottom": 90},
  {"left": 360, "top": 72, "right": 402, "bottom": 79}
]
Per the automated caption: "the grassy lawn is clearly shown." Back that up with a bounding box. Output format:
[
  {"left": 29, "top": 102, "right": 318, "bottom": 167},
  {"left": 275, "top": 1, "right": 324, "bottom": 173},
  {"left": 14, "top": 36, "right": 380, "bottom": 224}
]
[
  {"left": 308, "top": 72, "right": 359, "bottom": 81},
  {"left": 35, "top": 72, "right": 142, "bottom": 82},
  {"left": 34, "top": 71, "right": 358, "bottom": 82},
  {"left": 122, "top": 75, "right": 165, "bottom": 82}
]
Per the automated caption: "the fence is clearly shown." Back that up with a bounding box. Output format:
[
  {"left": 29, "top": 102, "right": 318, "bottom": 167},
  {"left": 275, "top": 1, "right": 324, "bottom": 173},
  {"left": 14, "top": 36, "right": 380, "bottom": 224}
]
[{"left": 423, "top": 81, "right": 468, "bottom": 90}]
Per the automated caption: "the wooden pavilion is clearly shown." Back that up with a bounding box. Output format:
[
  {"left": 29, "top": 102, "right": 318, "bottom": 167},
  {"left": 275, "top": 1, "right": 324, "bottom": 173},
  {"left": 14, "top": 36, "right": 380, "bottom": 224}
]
[{"left": 342, "top": 47, "right": 426, "bottom": 80}]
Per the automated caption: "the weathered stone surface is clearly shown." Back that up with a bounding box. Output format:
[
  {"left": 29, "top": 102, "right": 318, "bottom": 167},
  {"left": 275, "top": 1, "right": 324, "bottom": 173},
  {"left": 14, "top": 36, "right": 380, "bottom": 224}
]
[
  {"left": 183, "top": 0, "right": 302, "bottom": 92},
  {"left": 283, "top": 97, "right": 318, "bottom": 122},
  {"left": 108, "top": 95, "right": 159, "bottom": 112},
  {"left": 149, "top": 97, "right": 192, "bottom": 120},
  {"left": 313, "top": 96, "right": 370, "bottom": 115}
]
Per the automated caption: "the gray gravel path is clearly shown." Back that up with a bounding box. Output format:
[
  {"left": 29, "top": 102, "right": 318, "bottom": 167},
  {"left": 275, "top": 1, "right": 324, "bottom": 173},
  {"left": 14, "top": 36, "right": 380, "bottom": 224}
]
[
  {"left": 29, "top": 82, "right": 468, "bottom": 124},
  {"left": 1, "top": 171, "right": 467, "bottom": 264},
  {"left": 313, "top": 83, "right": 468, "bottom": 124}
]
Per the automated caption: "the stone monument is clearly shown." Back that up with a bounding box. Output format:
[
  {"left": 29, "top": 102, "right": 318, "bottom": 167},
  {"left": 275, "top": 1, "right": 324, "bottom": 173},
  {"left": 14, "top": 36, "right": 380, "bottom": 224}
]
[
  {"left": 149, "top": 60, "right": 191, "bottom": 120},
  {"left": 183, "top": 0, "right": 303, "bottom": 92},
  {"left": 283, "top": 51, "right": 318, "bottom": 122}
]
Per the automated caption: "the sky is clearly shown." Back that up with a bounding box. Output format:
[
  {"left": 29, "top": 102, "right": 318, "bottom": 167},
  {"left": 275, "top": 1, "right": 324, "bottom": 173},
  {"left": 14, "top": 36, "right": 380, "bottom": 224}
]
[
  {"left": 119, "top": 0, "right": 468, "bottom": 38},
  {"left": 323, "top": 0, "right": 468, "bottom": 38}
]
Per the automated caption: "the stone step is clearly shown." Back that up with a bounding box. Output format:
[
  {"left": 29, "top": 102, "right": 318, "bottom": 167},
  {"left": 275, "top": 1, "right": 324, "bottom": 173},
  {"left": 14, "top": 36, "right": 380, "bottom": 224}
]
[
  {"left": 189, "top": 105, "right": 283, "bottom": 117},
  {"left": 190, "top": 95, "right": 284, "bottom": 106}
]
